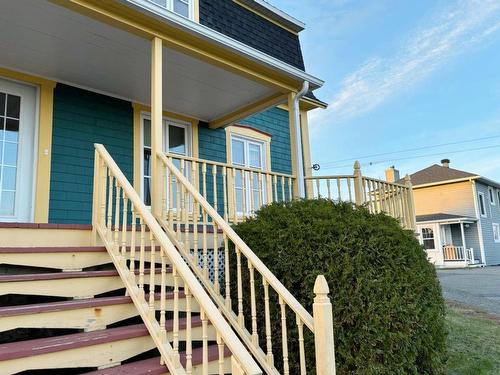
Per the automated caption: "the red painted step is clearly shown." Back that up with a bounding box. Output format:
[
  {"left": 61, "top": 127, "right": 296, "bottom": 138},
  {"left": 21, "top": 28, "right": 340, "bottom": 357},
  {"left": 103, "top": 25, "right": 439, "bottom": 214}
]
[
  {"left": 0, "top": 317, "right": 203, "bottom": 362},
  {"left": 83, "top": 345, "right": 231, "bottom": 374}
]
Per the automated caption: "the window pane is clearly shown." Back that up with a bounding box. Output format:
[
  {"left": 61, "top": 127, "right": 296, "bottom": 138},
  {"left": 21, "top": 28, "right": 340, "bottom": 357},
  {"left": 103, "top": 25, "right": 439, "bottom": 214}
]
[
  {"left": 147, "top": 0, "right": 167, "bottom": 7},
  {"left": 144, "top": 177, "right": 151, "bottom": 206},
  {"left": 0, "top": 191, "right": 15, "bottom": 216},
  {"left": 232, "top": 139, "right": 245, "bottom": 165},
  {"left": 144, "top": 149, "right": 151, "bottom": 177},
  {"left": 2, "top": 166, "right": 17, "bottom": 190},
  {"left": 0, "top": 93, "right": 5, "bottom": 116},
  {"left": 235, "top": 188, "right": 244, "bottom": 213},
  {"left": 5, "top": 118, "right": 19, "bottom": 142},
  {"left": 173, "top": 0, "right": 189, "bottom": 17},
  {"left": 249, "top": 143, "right": 262, "bottom": 168},
  {"left": 0, "top": 118, "right": 4, "bottom": 140},
  {"left": 479, "top": 195, "right": 486, "bottom": 215},
  {"left": 423, "top": 239, "right": 435, "bottom": 250},
  {"left": 6, "top": 95, "right": 20, "bottom": 119},
  {"left": 234, "top": 170, "right": 243, "bottom": 188},
  {"left": 3, "top": 142, "right": 18, "bottom": 166},
  {"left": 143, "top": 119, "right": 151, "bottom": 148},
  {"left": 169, "top": 125, "right": 186, "bottom": 155}
]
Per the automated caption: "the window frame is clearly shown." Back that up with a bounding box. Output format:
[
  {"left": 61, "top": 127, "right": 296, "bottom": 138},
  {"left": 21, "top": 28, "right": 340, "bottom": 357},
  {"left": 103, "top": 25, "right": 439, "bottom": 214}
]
[
  {"left": 488, "top": 187, "right": 496, "bottom": 205},
  {"left": 140, "top": 113, "right": 192, "bottom": 206},
  {"left": 493, "top": 223, "right": 500, "bottom": 243},
  {"left": 478, "top": 192, "right": 487, "bottom": 217},
  {"left": 144, "top": 0, "right": 195, "bottom": 20},
  {"left": 421, "top": 227, "right": 436, "bottom": 250}
]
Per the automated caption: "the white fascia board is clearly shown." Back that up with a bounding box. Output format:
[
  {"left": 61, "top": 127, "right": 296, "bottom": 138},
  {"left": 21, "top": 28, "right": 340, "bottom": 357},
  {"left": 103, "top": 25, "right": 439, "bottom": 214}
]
[
  {"left": 237, "top": 0, "right": 305, "bottom": 32},
  {"left": 119, "top": 0, "right": 324, "bottom": 90}
]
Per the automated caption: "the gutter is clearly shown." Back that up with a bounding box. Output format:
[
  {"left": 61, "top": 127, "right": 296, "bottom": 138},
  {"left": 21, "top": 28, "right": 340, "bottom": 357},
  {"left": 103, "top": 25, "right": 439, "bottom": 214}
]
[{"left": 294, "top": 81, "right": 309, "bottom": 198}]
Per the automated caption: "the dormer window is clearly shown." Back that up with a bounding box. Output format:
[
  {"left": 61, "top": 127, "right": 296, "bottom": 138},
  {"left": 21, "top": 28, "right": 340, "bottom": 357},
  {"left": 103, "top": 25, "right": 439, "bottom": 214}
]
[{"left": 147, "top": 0, "right": 193, "bottom": 19}]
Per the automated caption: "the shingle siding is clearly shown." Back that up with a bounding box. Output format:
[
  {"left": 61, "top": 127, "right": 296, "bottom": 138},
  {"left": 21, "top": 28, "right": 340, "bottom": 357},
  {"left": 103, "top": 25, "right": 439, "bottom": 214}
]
[
  {"left": 199, "top": 0, "right": 306, "bottom": 70},
  {"left": 49, "top": 84, "right": 133, "bottom": 224},
  {"left": 476, "top": 182, "right": 500, "bottom": 265}
]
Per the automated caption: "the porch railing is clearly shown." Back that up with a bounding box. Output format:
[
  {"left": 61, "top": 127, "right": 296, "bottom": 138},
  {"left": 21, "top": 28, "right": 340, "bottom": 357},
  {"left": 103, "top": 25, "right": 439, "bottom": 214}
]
[
  {"left": 92, "top": 144, "right": 262, "bottom": 375},
  {"left": 163, "top": 153, "right": 296, "bottom": 224},
  {"left": 157, "top": 152, "right": 336, "bottom": 375},
  {"left": 305, "top": 161, "right": 416, "bottom": 230},
  {"left": 443, "top": 245, "right": 475, "bottom": 264}
]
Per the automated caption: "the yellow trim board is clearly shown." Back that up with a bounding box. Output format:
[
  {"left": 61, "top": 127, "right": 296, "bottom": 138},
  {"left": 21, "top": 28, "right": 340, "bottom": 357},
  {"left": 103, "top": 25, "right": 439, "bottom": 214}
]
[
  {"left": 232, "top": 0, "right": 299, "bottom": 35},
  {"left": 225, "top": 125, "right": 272, "bottom": 171},
  {"left": 0, "top": 67, "right": 56, "bottom": 223}
]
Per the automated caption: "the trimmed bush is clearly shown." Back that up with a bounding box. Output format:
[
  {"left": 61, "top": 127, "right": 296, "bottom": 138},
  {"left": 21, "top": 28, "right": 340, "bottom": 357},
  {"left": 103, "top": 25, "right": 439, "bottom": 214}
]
[{"left": 231, "top": 199, "right": 446, "bottom": 374}]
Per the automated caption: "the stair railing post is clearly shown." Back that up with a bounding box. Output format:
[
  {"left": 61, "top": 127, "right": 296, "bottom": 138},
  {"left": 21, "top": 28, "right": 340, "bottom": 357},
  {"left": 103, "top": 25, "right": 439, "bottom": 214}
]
[
  {"left": 92, "top": 149, "right": 101, "bottom": 245},
  {"left": 404, "top": 174, "right": 416, "bottom": 231},
  {"left": 353, "top": 161, "right": 364, "bottom": 206},
  {"left": 313, "top": 275, "right": 336, "bottom": 375}
]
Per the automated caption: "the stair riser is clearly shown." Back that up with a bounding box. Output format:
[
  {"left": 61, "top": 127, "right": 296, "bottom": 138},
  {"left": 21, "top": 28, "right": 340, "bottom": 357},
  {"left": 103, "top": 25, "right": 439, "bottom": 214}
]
[
  {"left": 0, "top": 274, "right": 181, "bottom": 298},
  {"left": 0, "top": 228, "right": 94, "bottom": 247},
  {"left": 0, "top": 326, "right": 218, "bottom": 374},
  {"left": 0, "top": 299, "right": 201, "bottom": 332},
  {"left": 0, "top": 251, "right": 165, "bottom": 271}
]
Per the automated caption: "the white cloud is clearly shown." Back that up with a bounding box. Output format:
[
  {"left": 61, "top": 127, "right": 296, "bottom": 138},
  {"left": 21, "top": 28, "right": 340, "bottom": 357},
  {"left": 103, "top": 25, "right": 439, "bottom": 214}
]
[{"left": 311, "top": 0, "right": 500, "bottom": 128}]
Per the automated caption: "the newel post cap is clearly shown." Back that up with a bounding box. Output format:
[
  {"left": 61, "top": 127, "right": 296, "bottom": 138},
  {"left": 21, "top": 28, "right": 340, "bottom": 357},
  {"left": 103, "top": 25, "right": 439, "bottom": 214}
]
[
  {"left": 353, "top": 160, "right": 361, "bottom": 171},
  {"left": 314, "top": 275, "right": 330, "bottom": 296}
]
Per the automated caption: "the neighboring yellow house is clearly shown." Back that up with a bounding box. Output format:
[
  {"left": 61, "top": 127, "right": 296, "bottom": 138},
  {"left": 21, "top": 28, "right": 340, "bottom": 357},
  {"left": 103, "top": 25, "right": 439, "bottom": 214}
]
[{"left": 393, "top": 159, "right": 500, "bottom": 268}]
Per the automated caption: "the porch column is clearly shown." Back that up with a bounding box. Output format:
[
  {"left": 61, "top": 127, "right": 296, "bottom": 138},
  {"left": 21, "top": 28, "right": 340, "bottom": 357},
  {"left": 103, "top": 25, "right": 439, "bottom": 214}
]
[
  {"left": 288, "top": 92, "right": 304, "bottom": 199},
  {"left": 460, "top": 222, "right": 468, "bottom": 264},
  {"left": 151, "top": 37, "right": 163, "bottom": 218}
]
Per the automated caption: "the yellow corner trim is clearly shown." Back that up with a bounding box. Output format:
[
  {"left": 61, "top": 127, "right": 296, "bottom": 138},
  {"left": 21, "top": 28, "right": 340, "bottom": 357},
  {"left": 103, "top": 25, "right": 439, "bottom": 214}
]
[
  {"left": 0, "top": 67, "right": 56, "bottom": 223},
  {"left": 225, "top": 125, "right": 272, "bottom": 171}
]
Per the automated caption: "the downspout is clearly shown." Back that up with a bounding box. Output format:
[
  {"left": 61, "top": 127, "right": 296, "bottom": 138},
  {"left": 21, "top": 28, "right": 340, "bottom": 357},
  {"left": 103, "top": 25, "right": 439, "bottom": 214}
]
[{"left": 294, "top": 81, "right": 309, "bottom": 198}]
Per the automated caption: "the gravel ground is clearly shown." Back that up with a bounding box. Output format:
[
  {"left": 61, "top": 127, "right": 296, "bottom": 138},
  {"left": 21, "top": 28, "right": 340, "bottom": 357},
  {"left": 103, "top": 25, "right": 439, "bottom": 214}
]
[{"left": 437, "top": 267, "right": 500, "bottom": 317}]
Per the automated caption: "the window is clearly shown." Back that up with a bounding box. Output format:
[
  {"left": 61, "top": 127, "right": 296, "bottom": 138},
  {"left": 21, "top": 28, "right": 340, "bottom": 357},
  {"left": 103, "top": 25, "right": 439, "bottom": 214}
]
[
  {"left": 493, "top": 223, "right": 500, "bottom": 243},
  {"left": 145, "top": 0, "right": 193, "bottom": 18},
  {"left": 497, "top": 190, "right": 500, "bottom": 210},
  {"left": 478, "top": 192, "right": 487, "bottom": 217},
  {"left": 142, "top": 116, "right": 191, "bottom": 206},
  {"left": 489, "top": 187, "right": 496, "bottom": 205},
  {"left": 231, "top": 135, "right": 267, "bottom": 215},
  {"left": 421, "top": 228, "right": 435, "bottom": 250}
]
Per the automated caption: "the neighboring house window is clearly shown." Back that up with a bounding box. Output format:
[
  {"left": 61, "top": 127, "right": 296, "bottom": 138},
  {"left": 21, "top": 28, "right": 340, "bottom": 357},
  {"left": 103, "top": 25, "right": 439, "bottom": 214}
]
[
  {"left": 488, "top": 187, "right": 496, "bottom": 205},
  {"left": 146, "top": 0, "right": 193, "bottom": 19},
  {"left": 421, "top": 228, "right": 435, "bottom": 250},
  {"left": 478, "top": 192, "right": 487, "bottom": 217},
  {"left": 497, "top": 190, "right": 500, "bottom": 209},
  {"left": 493, "top": 223, "right": 500, "bottom": 243},
  {"left": 142, "top": 116, "right": 192, "bottom": 206}
]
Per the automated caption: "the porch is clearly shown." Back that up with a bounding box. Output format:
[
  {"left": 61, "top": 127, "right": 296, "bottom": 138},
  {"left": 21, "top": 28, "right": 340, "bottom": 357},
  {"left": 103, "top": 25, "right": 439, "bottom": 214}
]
[{"left": 417, "top": 214, "right": 483, "bottom": 268}]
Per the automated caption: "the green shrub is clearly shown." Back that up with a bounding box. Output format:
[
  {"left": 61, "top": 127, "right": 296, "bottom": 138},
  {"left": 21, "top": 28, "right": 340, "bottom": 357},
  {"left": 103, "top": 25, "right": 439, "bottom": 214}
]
[{"left": 231, "top": 199, "right": 447, "bottom": 375}]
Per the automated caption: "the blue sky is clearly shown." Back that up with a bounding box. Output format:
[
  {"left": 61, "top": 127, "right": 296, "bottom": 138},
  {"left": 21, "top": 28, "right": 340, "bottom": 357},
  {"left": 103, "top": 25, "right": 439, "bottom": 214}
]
[{"left": 271, "top": 0, "right": 500, "bottom": 181}]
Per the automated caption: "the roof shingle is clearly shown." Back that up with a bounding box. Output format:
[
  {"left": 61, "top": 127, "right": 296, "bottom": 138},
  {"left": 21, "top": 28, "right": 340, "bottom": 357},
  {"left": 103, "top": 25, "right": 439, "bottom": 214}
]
[{"left": 401, "top": 164, "right": 477, "bottom": 186}]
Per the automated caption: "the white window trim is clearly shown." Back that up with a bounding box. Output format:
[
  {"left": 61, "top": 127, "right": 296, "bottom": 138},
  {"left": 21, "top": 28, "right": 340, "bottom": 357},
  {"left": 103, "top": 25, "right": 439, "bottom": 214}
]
[
  {"left": 140, "top": 112, "right": 192, "bottom": 205},
  {"left": 144, "top": 0, "right": 195, "bottom": 20},
  {"left": 497, "top": 189, "right": 500, "bottom": 210},
  {"left": 488, "top": 187, "right": 496, "bottom": 205},
  {"left": 493, "top": 223, "right": 500, "bottom": 243},
  {"left": 478, "top": 192, "right": 487, "bottom": 217}
]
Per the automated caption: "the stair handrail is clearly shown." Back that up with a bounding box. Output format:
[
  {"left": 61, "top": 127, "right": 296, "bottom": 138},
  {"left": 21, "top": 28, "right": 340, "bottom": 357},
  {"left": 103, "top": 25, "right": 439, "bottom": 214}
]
[
  {"left": 158, "top": 153, "right": 336, "bottom": 374},
  {"left": 93, "top": 144, "right": 262, "bottom": 375}
]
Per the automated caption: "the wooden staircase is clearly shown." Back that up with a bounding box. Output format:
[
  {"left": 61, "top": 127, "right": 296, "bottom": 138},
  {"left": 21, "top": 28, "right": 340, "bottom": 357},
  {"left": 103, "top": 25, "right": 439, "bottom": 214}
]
[{"left": 0, "top": 242, "right": 227, "bottom": 374}]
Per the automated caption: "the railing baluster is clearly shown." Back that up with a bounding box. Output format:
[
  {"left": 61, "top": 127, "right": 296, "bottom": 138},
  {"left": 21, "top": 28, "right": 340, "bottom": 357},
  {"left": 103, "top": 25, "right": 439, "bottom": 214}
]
[
  {"left": 185, "top": 286, "right": 193, "bottom": 374},
  {"left": 212, "top": 164, "right": 218, "bottom": 212},
  {"left": 202, "top": 162, "right": 207, "bottom": 200},
  {"left": 162, "top": 159, "right": 167, "bottom": 221},
  {"left": 121, "top": 196, "right": 128, "bottom": 258},
  {"left": 173, "top": 266, "right": 180, "bottom": 365},
  {"left": 236, "top": 247, "right": 244, "bottom": 327},
  {"left": 263, "top": 278, "right": 274, "bottom": 365},
  {"left": 223, "top": 166, "right": 228, "bottom": 221},
  {"left": 149, "top": 234, "right": 156, "bottom": 318},
  {"left": 279, "top": 296, "right": 290, "bottom": 375},
  {"left": 176, "top": 172, "right": 182, "bottom": 242},
  {"left": 202, "top": 209, "right": 208, "bottom": 278},
  {"left": 130, "top": 208, "right": 136, "bottom": 280},
  {"left": 106, "top": 172, "right": 114, "bottom": 239},
  {"left": 231, "top": 168, "right": 238, "bottom": 224},
  {"left": 193, "top": 197, "right": 199, "bottom": 269},
  {"left": 249, "top": 172, "right": 255, "bottom": 213},
  {"left": 213, "top": 222, "right": 220, "bottom": 292},
  {"left": 183, "top": 182, "right": 190, "bottom": 255},
  {"left": 160, "top": 245, "right": 167, "bottom": 342},
  {"left": 242, "top": 171, "right": 247, "bottom": 217},
  {"left": 273, "top": 175, "right": 278, "bottom": 202},
  {"left": 337, "top": 178, "right": 342, "bottom": 201},
  {"left": 139, "top": 217, "right": 146, "bottom": 297},
  {"left": 224, "top": 234, "right": 231, "bottom": 309},
  {"left": 168, "top": 159, "right": 174, "bottom": 229},
  {"left": 315, "top": 178, "right": 320, "bottom": 199},
  {"left": 201, "top": 309, "right": 209, "bottom": 375},
  {"left": 114, "top": 182, "right": 121, "bottom": 251},
  {"left": 297, "top": 316, "right": 306, "bottom": 375},
  {"left": 249, "top": 262, "right": 258, "bottom": 345},
  {"left": 258, "top": 172, "right": 263, "bottom": 209},
  {"left": 347, "top": 177, "right": 353, "bottom": 202},
  {"left": 326, "top": 179, "right": 331, "bottom": 199},
  {"left": 217, "top": 333, "right": 225, "bottom": 375},
  {"left": 281, "top": 176, "right": 285, "bottom": 203},
  {"left": 288, "top": 176, "right": 292, "bottom": 202}
]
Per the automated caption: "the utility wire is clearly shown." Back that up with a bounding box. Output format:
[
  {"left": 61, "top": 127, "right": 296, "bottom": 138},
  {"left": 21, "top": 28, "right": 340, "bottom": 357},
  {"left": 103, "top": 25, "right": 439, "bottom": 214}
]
[
  {"left": 317, "top": 134, "right": 500, "bottom": 168},
  {"left": 319, "top": 143, "right": 500, "bottom": 170}
]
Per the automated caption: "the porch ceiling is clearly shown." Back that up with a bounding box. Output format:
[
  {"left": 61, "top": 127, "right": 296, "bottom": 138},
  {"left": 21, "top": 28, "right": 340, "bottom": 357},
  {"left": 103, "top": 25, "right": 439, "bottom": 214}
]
[{"left": 0, "top": 0, "right": 280, "bottom": 122}]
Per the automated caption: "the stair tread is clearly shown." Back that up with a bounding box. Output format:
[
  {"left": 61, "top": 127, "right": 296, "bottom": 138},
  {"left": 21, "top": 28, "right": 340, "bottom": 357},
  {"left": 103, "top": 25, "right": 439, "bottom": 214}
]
[
  {"left": 0, "top": 291, "right": 186, "bottom": 318},
  {"left": 0, "top": 317, "right": 204, "bottom": 361},
  {"left": 83, "top": 345, "right": 231, "bottom": 374},
  {"left": 0, "top": 268, "right": 171, "bottom": 282}
]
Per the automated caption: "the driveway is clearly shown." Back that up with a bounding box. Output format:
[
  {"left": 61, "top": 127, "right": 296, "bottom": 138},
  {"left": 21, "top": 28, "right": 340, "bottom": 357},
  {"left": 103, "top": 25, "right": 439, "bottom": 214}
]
[{"left": 437, "top": 267, "right": 500, "bottom": 316}]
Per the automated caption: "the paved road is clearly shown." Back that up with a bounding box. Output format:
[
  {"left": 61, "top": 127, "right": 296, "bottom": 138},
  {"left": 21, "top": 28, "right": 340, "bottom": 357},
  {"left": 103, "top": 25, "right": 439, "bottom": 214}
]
[{"left": 437, "top": 267, "right": 500, "bottom": 316}]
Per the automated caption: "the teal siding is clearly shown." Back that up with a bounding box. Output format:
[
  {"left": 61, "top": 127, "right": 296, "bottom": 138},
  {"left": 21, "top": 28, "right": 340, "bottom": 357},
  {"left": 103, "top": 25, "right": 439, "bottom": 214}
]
[{"left": 49, "top": 84, "right": 133, "bottom": 224}]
